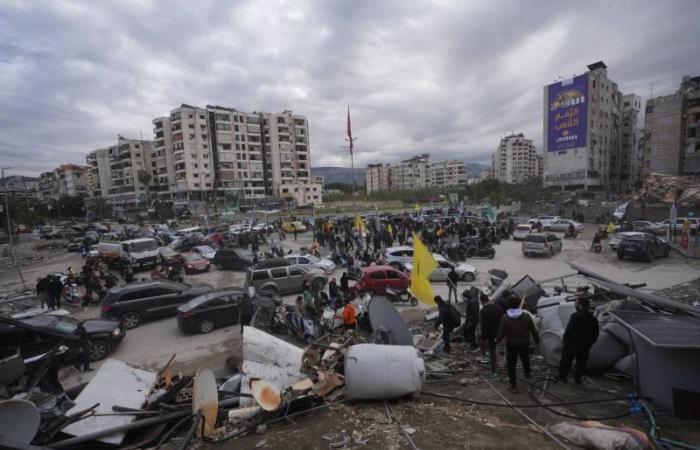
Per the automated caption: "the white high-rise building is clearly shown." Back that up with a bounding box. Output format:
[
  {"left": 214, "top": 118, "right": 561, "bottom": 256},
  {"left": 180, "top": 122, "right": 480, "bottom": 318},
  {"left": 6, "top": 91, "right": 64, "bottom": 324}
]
[
  {"left": 366, "top": 163, "right": 391, "bottom": 192},
  {"left": 390, "top": 154, "right": 431, "bottom": 190},
  {"left": 492, "top": 133, "right": 538, "bottom": 184},
  {"left": 431, "top": 160, "right": 468, "bottom": 187},
  {"left": 107, "top": 137, "right": 155, "bottom": 211}
]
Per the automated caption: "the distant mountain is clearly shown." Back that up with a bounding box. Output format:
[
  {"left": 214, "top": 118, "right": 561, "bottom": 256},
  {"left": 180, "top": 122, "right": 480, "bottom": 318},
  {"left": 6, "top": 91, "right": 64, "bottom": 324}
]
[
  {"left": 312, "top": 167, "right": 366, "bottom": 185},
  {"left": 312, "top": 162, "right": 490, "bottom": 185},
  {"left": 0, "top": 175, "right": 38, "bottom": 187}
]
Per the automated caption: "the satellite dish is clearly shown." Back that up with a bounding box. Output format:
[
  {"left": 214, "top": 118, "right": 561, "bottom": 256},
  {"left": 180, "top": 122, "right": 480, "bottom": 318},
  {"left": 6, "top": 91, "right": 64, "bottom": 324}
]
[
  {"left": 368, "top": 296, "right": 414, "bottom": 346},
  {"left": 193, "top": 367, "right": 218, "bottom": 438},
  {"left": 0, "top": 399, "right": 40, "bottom": 444}
]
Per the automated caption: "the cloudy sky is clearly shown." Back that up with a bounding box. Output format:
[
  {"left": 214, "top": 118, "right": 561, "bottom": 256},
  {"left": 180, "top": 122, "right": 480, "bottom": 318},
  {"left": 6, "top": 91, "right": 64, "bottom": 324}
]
[{"left": 1, "top": 0, "right": 698, "bottom": 176}]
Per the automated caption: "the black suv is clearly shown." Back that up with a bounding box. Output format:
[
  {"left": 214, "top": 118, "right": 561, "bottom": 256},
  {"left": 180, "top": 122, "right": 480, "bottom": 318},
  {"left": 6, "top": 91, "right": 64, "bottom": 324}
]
[
  {"left": 177, "top": 288, "right": 249, "bottom": 334},
  {"left": 101, "top": 280, "right": 213, "bottom": 329},
  {"left": 617, "top": 234, "right": 670, "bottom": 262},
  {"left": 213, "top": 248, "right": 255, "bottom": 270}
]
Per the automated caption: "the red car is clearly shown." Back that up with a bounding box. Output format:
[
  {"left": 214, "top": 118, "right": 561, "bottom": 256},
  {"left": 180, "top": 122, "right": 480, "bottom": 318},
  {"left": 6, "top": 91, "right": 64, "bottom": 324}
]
[
  {"left": 182, "top": 252, "right": 211, "bottom": 274},
  {"left": 353, "top": 265, "right": 409, "bottom": 295}
]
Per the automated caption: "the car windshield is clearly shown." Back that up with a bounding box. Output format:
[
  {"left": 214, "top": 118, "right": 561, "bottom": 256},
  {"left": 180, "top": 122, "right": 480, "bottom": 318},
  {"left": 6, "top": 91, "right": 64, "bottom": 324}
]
[
  {"left": 183, "top": 254, "right": 201, "bottom": 262},
  {"left": 129, "top": 240, "right": 158, "bottom": 252},
  {"left": 305, "top": 255, "right": 320, "bottom": 263}
]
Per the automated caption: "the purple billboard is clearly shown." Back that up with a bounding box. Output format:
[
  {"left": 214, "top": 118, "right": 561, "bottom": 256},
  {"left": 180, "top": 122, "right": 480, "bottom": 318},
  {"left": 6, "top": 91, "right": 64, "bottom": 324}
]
[{"left": 547, "top": 73, "right": 588, "bottom": 152}]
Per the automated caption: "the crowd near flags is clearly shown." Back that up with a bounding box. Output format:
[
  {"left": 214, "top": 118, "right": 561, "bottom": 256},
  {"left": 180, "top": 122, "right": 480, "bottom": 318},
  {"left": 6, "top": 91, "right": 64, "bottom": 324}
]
[{"left": 410, "top": 232, "right": 438, "bottom": 307}]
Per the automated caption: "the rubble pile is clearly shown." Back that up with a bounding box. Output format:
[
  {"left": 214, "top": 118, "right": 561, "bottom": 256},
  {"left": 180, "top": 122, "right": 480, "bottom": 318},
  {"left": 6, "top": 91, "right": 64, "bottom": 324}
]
[{"left": 632, "top": 173, "right": 700, "bottom": 206}]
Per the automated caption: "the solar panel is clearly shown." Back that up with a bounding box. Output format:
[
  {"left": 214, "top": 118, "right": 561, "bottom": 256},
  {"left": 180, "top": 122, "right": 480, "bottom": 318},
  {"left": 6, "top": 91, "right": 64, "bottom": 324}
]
[{"left": 610, "top": 310, "right": 700, "bottom": 349}]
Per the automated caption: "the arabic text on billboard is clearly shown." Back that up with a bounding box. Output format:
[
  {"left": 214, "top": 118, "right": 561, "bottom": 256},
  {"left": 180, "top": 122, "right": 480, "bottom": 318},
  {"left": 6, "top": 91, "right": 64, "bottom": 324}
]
[{"left": 547, "top": 73, "right": 588, "bottom": 152}]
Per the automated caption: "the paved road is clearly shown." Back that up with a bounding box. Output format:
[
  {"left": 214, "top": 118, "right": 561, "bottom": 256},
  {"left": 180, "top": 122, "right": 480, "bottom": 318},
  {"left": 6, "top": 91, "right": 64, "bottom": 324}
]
[{"left": 4, "top": 225, "right": 699, "bottom": 388}]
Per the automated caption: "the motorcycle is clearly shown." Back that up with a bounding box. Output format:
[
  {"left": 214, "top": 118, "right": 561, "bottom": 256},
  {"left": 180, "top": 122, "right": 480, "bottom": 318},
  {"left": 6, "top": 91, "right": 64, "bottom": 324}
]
[
  {"left": 284, "top": 305, "right": 321, "bottom": 342},
  {"left": 564, "top": 229, "right": 578, "bottom": 239},
  {"left": 383, "top": 287, "right": 419, "bottom": 306},
  {"left": 462, "top": 238, "right": 496, "bottom": 259},
  {"left": 591, "top": 242, "right": 602, "bottom": 253}
]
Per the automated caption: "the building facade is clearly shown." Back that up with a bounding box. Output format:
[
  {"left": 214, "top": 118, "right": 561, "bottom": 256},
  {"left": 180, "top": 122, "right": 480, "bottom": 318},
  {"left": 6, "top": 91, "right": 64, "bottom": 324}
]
[
  {"left": 107, "top": 137, "right": 155, "bottom": 211},
  {"left": 390, "top": 154, "right": 431, "bottom": 190},
  {"left": 86, "top": 148, "right": 112, "bottom": 199},
  {"left": 38, "top": 165, "right": 88, "bottom": 203},
  {"left": 431, "top": 160, "right": 468, "bottom": 187},
  {"left": 681, "top": 76, "right": 700, "bottom": 175},
  {"left": 543, "top": 61, "right": 638, "bottom": 192},
  {"left": 616, "top": 94, "right": 642, "bottom": 191},
  {"left": 278, "top": 182, "right": 323, "bottom": 206},
  {"left": 365, "top": 163, "right": 391, "bottom": 193},
  {"left": 492, "top": 133, "right": 538, "bottom": 184}
]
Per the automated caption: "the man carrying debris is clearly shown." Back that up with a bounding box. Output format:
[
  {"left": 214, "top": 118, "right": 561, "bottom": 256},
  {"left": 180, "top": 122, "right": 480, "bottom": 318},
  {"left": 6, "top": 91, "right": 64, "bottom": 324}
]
[
  {"left": 434, "top": 295, "right": 461, "bottom": 354},
  {"left": 496, "top": 292, "right": 539, "bottom": 393},
  {"left": 556, "top": 298, "right": 599, "bottom": 384},
  {"left": 479, "top": 293, "right": 503, "bottom": 375}
]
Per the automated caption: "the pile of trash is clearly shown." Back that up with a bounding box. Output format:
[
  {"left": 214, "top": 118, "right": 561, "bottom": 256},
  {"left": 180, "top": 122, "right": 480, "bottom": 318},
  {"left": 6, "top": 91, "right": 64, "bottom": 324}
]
[{"left": 632, "top": 173, "right": 700, "bottom": 206}]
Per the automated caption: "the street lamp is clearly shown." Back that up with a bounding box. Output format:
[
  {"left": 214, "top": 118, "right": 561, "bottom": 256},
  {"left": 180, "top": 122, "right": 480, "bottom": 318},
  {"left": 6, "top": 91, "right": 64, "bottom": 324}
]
[{"left": 2, "top": 167, "right": 27, "bottom": 289}]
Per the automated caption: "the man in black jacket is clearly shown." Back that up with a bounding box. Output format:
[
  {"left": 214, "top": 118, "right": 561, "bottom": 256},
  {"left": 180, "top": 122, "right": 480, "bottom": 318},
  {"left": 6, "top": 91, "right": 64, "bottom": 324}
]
[
  {"left": 496, "top": 292, "right": 539, "bottom": 393},
  {"left": 557, "top": 298, "right": 599, "bottom": 384},
  {"left": 434, "top": 296, "right": 461, "bottom": 354},
  {"left": 479, "top": 293, "right": 504, "bottom": 374},
  {"left": 447, "top": 267, "right": 459, "bottom": 302},
  {"left": 462, "top": 289, "right": 480, "bottom": 350}
]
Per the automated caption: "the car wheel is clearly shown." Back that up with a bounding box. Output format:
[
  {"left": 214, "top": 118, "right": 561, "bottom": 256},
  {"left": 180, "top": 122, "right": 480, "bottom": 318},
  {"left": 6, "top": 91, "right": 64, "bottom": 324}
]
[
  {"left": 462, "top": 272, "right": 475, "bottom": 282},
  {"left": 198, "top": 319, "right": 215, "bottom": 334},
  {"left": 120, "top": 312, "right": 142, "bottom": 329},
  {"left": 312, "top": 278, "right": 326, "bottom": 291},
  {"left": 89, "top": 339, "right": 110, "bottom": 362},
  {"left": 488, "top": 251, "right": 495, "bottom": 259},
  {"left": 409, "top": 296, "right": 419, "bottom": 306}
]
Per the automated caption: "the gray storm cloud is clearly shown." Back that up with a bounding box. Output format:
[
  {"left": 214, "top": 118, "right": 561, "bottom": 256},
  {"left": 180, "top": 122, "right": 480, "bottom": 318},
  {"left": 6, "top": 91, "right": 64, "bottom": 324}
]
[{"left": 0, "top": 0, "right": 697, "bottom": 176}]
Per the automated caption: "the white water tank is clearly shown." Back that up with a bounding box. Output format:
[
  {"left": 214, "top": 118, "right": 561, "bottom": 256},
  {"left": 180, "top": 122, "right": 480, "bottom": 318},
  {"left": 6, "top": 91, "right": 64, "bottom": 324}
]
[{"left": 345, "top": 344, "right": 425, "bottom": 400}]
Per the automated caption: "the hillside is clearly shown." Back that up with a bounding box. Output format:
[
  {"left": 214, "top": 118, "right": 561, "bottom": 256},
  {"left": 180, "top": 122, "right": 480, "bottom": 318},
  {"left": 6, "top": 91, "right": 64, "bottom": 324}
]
[{"left": 312, "top": 163, "right": 490, "bottom": 185}]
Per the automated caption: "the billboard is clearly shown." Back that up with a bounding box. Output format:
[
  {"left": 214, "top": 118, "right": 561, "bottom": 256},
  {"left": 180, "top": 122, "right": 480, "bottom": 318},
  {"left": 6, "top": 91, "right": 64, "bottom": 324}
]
[{"left": 547, "top": 73, "right": 588, "bottom": 152}]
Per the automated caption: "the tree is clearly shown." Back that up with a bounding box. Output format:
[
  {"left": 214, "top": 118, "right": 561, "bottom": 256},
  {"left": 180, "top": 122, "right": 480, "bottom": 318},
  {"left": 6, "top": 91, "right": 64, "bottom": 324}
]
[{"left": 137, "top": 170, "right": 153, "bottom": 212}]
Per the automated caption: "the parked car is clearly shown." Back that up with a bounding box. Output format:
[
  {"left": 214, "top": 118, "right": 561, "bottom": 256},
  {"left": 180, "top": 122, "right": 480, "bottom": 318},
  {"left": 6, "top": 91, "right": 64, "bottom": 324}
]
[
  {"left": 512, "top": 224, "right": 533, "bottom": 241},
  {"left": 522, "top": 233, "right": 562, "bottom": 257},
  {"left": 252, "top": 223, "right": 275, "bottom": 233},
  {"left": 191, "top": 245, "right": 217, "bottom": 261},
  {"left": 213, "top": 248, "right": 255, "bottom": 270},
  {"left": 100, "top": 280, "right": 213, "bottom": 329},
  {"left": 617, "top": 234, "right": 670, "bottom": 262},
  {"left": 353, "top": 265, "right": 409, "bottom": 295},
  {"left": 281, "top": 221, "right": 307, "bottom": 233},
  {"left": 177, "top": 288, "right": 251, "bottom": 334},
  {"left": 609, "top": 231, "right": 644, "bottom": 250},
  {"left": 630, "top": 221, "right": 664, "bottom": 235},
  {"left": 159, "top": 246, "right": 181, "bottom": 262},
  {"left": 658, "top": 218, "right": 700, "bottom": 233},
  {"left": 383, "top": 246, "right": 414, "bottom": 270},
  {"left": 181, "top": 253, "right": 211, "bottom": 274},
  {"left": 246, "top": 264, "right": 326, "bottom": 295},
  {"left": 47, "top": 228, "right": 78, "bottom": 240},
  {"left": 527, "top": 216, "right": 560, "bottom": 227},
  {"left": 404, "top": 254, "right": 476, "bottom": 282},
  {"left": 543, "top": 219, "right": 584, "bottom": 233},
  {"left": 0, "top": 315, "right": 125, "bottom": 362},
  {"left": 284, "top": 253, "right": 336, "bottom": 274},
  {"left": 67, "top": 238, "right": 83, "bottom": 252}
]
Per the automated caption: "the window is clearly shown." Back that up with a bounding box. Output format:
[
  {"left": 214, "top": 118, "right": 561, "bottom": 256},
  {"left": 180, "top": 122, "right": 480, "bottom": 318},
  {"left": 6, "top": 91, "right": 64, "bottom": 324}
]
[
  {"left": 271, "top": 268, "right": 287, "bottom": 279},
  {"left": 205, "top": 298, "right": 228, "bottom": 308},
  {"left": 646, "top": 105, "right": 653, "bottom": 114},
  {"left": 252, "top": 270, "right": 269, "bottom": 281},
  {"left": 387, "top": 270, "right": 403, "bottom": 279},
  {"left": 370, "top": 271, "right": 386, "bottom": 280},
  {"left": 289, "top": 267, "right": 304, "bottom": 276}
]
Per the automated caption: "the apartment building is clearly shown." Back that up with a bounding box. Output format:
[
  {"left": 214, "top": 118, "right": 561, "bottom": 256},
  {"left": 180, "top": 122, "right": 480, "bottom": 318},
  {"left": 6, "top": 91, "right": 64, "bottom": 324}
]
[
  {"left": 544, "top": 61, "right": 639, "bottom": 191},
  {"left": 365, "top": 163, "right": 391, "bottom": 193},
  {"left": 85, "top": 148, "right": 112, "bottom": 199},
  {"left": 535, "top": 154, "right": 544, "bottom": 178},
  {"left": 278, "top": 182, "right": 323, "bottom": 206},
  {"left": 390, "top": 154, "right": 431, "bottom": 190},
  {"left": 431, "top": 160, "right": 468, "bottom": 187},
  {"left": 107, "top": 137, "right": 155, "bottom": 211},
  {"left": 492, "top": 133, "right": 538, "bottom": 184},
  {"left": 641, "top": 75, "right": 700, "bottom": 177},
  {"left": 616, "top": 94, "right": 642, "bottom": 191},
  {"left": 38, "top": 165, "right": 88, "bottom": 203}
]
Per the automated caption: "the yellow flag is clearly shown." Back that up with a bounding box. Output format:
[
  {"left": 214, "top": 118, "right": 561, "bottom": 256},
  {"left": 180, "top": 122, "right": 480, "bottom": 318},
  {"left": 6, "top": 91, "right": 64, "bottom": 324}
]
[
  {"left": 354, "top": 215, "right": 364, "bottom": 235},
  {"left": 410, "top": 232, "right": 438, "bottom": 306}
]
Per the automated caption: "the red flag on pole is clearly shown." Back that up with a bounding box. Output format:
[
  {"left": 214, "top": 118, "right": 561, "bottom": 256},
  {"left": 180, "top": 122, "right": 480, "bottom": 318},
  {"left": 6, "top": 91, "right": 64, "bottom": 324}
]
[{"left": 346, "top": 106, "right": 353, "bottom": 155}]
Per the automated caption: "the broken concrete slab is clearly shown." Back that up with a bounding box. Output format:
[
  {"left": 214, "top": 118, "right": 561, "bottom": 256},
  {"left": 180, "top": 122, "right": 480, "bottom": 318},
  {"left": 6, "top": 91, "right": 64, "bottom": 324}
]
[{"left": 62, "top": 359, "right": 157, "bottom": 445}]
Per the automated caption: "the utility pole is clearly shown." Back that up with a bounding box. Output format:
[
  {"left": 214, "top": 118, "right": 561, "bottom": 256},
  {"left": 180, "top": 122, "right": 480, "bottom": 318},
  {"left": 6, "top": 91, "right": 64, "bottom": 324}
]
[
  {"left": 2, "top": 167, "right": 27, "bottom": 289},
  {"left": 345, "top": 106, "right": 358, "bottom": 216}
]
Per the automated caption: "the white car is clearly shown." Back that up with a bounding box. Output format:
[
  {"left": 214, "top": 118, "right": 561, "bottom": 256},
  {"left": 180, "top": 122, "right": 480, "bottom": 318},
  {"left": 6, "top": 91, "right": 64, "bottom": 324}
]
[
  {"left": 285, "top": 254, "right": 336, "bottom": 275},
  {"left": 383, "top": 246, "right": 414, "bottom": 270},
  {"left": 252, "top": 223, "right": 275, "bottom": 233},
  {"left": 527, "top": 216, "right": 561, "bottom": 228},
  {"left": 544, "top": 219, "right": 584, "bottom": 233},
  {"left": 608, "top": 231, "right": 644, "bottom": 250},
  {"left": 229, "top": 224, "right": 252, "bottom": 234},
  {"left": 512, "top": 224, "right": 533, "bottom": 240},
  {"left": 404, "top": 253, "right": 477, "bottom": 282},
  {"left": 192, "top": 245, "right": 217, "bottom": 261}
]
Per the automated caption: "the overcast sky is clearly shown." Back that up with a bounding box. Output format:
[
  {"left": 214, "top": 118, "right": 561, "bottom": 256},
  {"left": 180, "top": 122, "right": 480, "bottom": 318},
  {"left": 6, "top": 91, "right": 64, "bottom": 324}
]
[{"left": 1, "top": 0, "right": 698, "bottom": 177}]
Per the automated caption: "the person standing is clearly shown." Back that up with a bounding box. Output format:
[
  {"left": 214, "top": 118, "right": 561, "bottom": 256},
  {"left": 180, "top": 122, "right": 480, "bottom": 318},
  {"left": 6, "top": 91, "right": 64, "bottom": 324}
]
[
  {"left": 557, "top": 298, "right": 599, "bottom": 384},
  {"left": 36, "top": 276, "right": 49, "bottom": 309},
  {"left": 463, "top": 289, "right": 480, "bottom": 350},
  {"left": 49, "top": 275, "right": 63, "bottom": 310},
  {"left": 496, "top": 293, "right": 539, "bottom": 393},
  {"left": 340, "top": 272, "right": 350, "bottom": 297},
  {"left": 328, "top": 278, "right": 340, "bottom": 310},
  {"left": 479, "top": 293, "right": 504, "bottom": 375},
  {"left": 447, "top": 267, "right": 459, "bottom": 302},
  {"left": 434, "top": 296, "right": 461, "bottom": 354},
  {"left": 73, "top": 322, "right": 92, "bottom": 372}
]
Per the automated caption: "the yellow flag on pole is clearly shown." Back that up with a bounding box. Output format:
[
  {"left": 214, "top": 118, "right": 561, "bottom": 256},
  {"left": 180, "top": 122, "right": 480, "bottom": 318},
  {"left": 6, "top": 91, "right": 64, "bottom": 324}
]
[{"left": 410, "top": 232, "right": 438, "bottom": 307}]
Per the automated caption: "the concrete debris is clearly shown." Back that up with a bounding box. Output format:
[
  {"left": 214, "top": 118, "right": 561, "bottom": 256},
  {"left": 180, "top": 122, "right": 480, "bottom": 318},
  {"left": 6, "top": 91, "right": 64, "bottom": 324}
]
[
  {"left": 633, "top": 173, "right": 700, "bottom": 206},
  {"left": 550, "top": 421, "right": 656, "bottom": 450},
  {"left": 228, "top": 406, "right": 262, "bottom": 422},
  {"left": 250, "top": 378, "right": 283, "bottom": 412}
]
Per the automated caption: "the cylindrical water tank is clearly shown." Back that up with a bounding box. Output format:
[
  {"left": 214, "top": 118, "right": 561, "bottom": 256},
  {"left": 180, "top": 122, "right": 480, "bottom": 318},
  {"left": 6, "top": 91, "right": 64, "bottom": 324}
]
[{"left": 345, "top": 344, "right": 425, "bottom": 400}]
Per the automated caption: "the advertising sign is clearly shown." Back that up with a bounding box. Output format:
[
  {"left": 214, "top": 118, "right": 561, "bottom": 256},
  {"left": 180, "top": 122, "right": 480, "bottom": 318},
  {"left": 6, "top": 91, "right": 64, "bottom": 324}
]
[{"left": 547, "top": 73, "right": 588, "bottom": 152}]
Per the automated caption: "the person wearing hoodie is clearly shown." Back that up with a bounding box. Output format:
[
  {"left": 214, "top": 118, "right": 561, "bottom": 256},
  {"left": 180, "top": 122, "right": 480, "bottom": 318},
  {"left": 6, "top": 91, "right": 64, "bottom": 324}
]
[
  {"left": 496, "top": 292, "right": 539, "bottom": 393},
  {"left": 556, "top": 298, "right": 599, "bottom": 384},
  {"left": 434, "top": 295, "right": 461, "bottom": 354}
]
